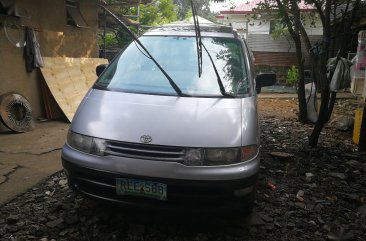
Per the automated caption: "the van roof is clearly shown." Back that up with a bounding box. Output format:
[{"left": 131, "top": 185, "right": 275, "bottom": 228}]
[{"left": 143, "top": 23, "right": 238, "bottom": 38}]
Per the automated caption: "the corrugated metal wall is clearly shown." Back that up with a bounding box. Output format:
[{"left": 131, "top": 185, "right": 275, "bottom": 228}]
[
  {"left": 247, "top": 34, "right": 323, "bottom": 67},
  {"left": 248, "top": 34, "right": 296, "bottom": 52},
  {"left": 253, "top": 52, "right": 297, "bottom": 67}
]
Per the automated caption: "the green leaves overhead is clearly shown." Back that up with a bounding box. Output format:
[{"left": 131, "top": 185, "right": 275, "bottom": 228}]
[
  {"left": 131, "top": 0, "right": 178, "bottom": 26},
  {"left": 174, "top": 0, "right": 215, "bottom": 21}
]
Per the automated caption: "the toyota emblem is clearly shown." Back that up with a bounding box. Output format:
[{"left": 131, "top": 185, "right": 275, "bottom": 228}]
[{"left": 140, "top": 135, "right": 152, "bottom": 144}]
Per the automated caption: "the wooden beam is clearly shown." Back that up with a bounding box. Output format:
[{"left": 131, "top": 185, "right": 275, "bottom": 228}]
[{"left": 359, "top": 101, "right": 366, "bottom": 151}]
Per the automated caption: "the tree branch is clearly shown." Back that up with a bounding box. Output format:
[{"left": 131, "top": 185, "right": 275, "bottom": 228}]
[{"left": 313, "top": 1, "right": 326, "bottom": 28}]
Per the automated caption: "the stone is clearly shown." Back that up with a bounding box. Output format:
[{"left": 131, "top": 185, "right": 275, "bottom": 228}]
[
  {"left": 28, "top": 225, "right": 42, "bottom": 236},
  {"left": 328, "top": 229, "right": 355, "bottom": 241},
  {"left": 329, "top": 115, "right": 354, "bottom": 131},
  {"left": 58, "top": 179, "right": 68, "bottom": 187},
  {"left": 287, "top": 222, "right": 295, "bottom": 228},
  {"left": 62, "top": 204, "right": 73, "bottom": 210},
  {"left": 317, "top": 217, "right": 325, "bottom": 224},
  {"left": 265, "top": 223, "right": 275, "bottom": 230},
  {"left": 7, "top": 215, "right": 19, "bottom": 224},
  {"left": 308, "top": 220, "right": 316, "bottom": 225},
  {"left": 258, "top": 213, "right": 273, "bottom": 223},
  {"left": 46, "top": 218, "right": 63, "bottom": 228},
  {"left": 294, "top": 202, "right": 305, "bottom": 209},
  {"left": 59, "top": 229, "right": 69, "bottom": 236},
  {"left": 358, "top": 205, "right": 366, "bottom": 217},
  {"left": 7, "top": 225, "right": 18, "bottom": 233},
  {"left": 65, "top": 215, "right": 79, "bottom": 225},
  {"left": 329, "top": 172, "right": 346, "bottom": 180},
  {"left": 305, "top": 173, "right": 314, "bottom": 182},
  {"left": 16, "top": 221, "right": 25, "bottom": 227},
  {"left": 270, "top": 152, "right": 294, "bottom": 159},
  {"left": 296, "top": 190, "right": 305, "bottom": 202},
  {"left": 339, "top": 192, "right": 359, "bottom": 202},
  {"left": 346, "top": 160, "right": 361, "bottom": 169}
]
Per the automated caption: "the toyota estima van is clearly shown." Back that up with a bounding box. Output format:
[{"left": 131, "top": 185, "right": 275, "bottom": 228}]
[{"left": 62, "top": 22, "right": 276, "bottom": 213}]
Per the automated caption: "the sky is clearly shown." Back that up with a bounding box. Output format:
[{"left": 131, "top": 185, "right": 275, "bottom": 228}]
[{"left": 209, "top": 0, "right": 244, "bottom": 13}]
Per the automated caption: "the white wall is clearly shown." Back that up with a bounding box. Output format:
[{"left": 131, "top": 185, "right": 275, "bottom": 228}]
[{"left": 220, "top": 12, "right": 323, "bottom": 36}]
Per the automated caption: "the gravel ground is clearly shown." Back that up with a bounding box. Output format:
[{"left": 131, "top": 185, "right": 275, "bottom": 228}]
[{"left": 1, "top": 99, "right": 366, "bottom": 241}]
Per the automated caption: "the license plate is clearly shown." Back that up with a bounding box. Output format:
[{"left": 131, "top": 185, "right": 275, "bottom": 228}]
[{"left": 116, "top": 178, "right": 167, "bottom": 201}]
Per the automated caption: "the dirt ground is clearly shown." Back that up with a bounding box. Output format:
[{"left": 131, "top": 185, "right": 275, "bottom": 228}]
[
  {"left": 0, "top": 121, "right": 68, "bottom": 205},
  {"left": 259, "top": 98, "right": 299, "bottom": 120},
  {"left": 258, "top": 97, "right": 361, "bottom": 121}
]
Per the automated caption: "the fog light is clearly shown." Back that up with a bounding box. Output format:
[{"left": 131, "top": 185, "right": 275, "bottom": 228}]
[{"left": 234, "top": 186, "right": 253, "bottom": 197}]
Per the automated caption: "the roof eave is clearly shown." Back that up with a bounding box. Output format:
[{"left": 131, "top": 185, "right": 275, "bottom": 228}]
[{"left": 220, "top": 9, "right": 316, "bottom": 15}]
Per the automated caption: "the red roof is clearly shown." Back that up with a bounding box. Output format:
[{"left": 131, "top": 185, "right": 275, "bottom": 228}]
[{"left": 220, "top": 0, "right": 315, "bottom": 14}]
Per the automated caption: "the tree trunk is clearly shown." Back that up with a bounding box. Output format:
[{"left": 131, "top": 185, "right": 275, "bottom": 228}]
[
  {"left": 294, "top": 38, "right": 307, "bottom": 123},
  {"left": 325, "top": 91, "right": 337, "bottom": 122},
  {"left": 308, "top": 56, "right": 330, "bottom": 147},
  {"left": 308, "top": 87, "right": 330, "bottom": 146},
  {"left": 292, "top": 4, "right": 307, "bottom": 123},
  {"left": 275, "top": 0, "right": 307, "bottom": 123},
  {"left": 297, "top": 76, "right": 308, "bottom": 123}
]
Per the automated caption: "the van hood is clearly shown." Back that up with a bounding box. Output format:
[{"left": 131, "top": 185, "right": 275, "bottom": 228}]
[{"left": 70, "top": 89, "right": 258, "bottom": 148}]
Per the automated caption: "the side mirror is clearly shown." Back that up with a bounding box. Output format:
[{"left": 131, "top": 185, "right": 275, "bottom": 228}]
[
  {"left": 96, "top": 64, "right": 108, "bottom": 77},
  {"left": 256, "top": 72, "right": 276, "bottom": 93}
]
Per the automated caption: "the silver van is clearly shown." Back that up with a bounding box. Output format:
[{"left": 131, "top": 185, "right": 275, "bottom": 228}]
[{"left": 61, "top": 23, "right": 275, "bottom": 212}]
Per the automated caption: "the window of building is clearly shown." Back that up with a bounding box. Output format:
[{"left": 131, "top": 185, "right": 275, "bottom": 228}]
[
  {"left": 269, "top": 20, "right": 282, "bottom": 34},
  {"left": 66, "top": 0, "right": 88, "bottom": 27}
]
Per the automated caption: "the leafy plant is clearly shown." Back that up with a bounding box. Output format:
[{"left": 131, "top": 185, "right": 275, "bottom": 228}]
[{"left": 286, "top": 65, "right": 299, "bottom": 87}]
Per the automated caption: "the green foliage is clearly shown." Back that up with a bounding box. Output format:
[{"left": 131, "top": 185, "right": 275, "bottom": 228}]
[
  {"left": 140, "top": 0, "right": 178, "bottom": 26},
  {"left": 286, "top": 65, "right": 299, "bottom": 86},
  {"left": 98, "top": 32, "right": 119, "bottom": 48},
  {"left": 184, "top": 9, "right": 192, "bottom": 20},
  {"left": 174, "top": 0, "right": 214, "bottom": 21},
  {"left": 100, "top": 0, "right": 179, "bottom": 51},
  {"left": 270, "top": 20, "right": 289, "bottom": 40}
]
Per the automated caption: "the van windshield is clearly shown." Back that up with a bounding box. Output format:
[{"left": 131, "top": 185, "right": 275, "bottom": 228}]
[{"left": 95, "top": 36, "right": 249, "bottom": 97}]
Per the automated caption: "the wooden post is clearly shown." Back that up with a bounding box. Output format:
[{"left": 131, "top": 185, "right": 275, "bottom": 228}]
[{"left": 359, "top": 100, "right": 366, "bottom": 151}]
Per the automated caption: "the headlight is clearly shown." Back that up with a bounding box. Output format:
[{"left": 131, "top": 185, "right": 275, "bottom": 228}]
[
  {"left": 67, "top": 131, "right": 106, "bottom": 156},
  {"left": 183, "top": 145, "right": 258, "bottom": 166},
  {"left": 205, "top": 148, "right": 240, "bottom": 165}
]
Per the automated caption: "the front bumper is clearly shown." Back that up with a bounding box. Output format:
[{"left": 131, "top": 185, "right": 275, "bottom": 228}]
[{"left": 61, "top": 144, "right": 259, "bottom": 212}]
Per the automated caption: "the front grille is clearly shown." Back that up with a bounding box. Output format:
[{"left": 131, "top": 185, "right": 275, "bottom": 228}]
[{"left": 105, "top": 141, "right": 185, "bottom": 162}]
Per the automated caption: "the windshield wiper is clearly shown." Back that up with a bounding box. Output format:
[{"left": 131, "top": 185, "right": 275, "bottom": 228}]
[
  {"left": 202, "top": 44, "right": 235, "bottom": 98},
  {"left": 99, "top": 3, "right": 189, "bottom": 97},
  {"left": 190, "top": 1, "right": 234, "bottom": 98},
  {"left": 190, "top": 0, "right": 202, "bottom": 77},
  {"left": 93, "top": 82, "right": 109, "bottom": 90}
]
